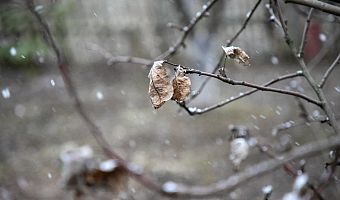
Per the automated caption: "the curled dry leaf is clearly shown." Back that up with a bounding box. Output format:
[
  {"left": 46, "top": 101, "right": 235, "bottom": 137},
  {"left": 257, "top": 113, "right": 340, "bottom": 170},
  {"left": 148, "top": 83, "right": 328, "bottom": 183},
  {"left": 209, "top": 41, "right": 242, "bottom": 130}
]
[
  {"left": 148, "top": 61, "right": 173, "bottom": 109},
  {"left": 222, "top": 46, "right": 250, "bottom": 66},
  {"left": 172, "top": 66, "right": 191, "bottom": 101}
]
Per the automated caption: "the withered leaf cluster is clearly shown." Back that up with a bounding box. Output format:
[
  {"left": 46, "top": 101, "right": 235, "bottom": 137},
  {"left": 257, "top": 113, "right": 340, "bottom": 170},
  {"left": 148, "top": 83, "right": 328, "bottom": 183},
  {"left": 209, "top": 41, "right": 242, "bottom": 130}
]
[
  {"left": 148, "top": 61, "right": 191, "bottom": 109},
  {"left": 222, "top": 46, "right": 250, "bottom": 66}
]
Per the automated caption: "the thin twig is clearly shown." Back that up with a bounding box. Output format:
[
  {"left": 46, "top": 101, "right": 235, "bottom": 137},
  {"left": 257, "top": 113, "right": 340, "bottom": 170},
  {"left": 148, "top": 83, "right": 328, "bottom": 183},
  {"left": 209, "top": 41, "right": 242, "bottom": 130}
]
[
  {"left": 284, "top": 0, "right": 340, "bottom": 16},
  {"left": 86, "top": 43, "right": 153, "bottom": 66},
  {"left": 298, "top": 8, "right": 314, "bottom": 58},
  {"left": 271, "top": 115, "right": 340, "bottom": 137},
  {"left": 179, "top": 72, "right": 304, "bottom": 115},
  {"left": 183, "top": 68, "right": 321, "bottom": 106},
  {"left": 273, "top": 0, "right": 340, "bottom": 135},
  {"left": 155, "top": 0, "right": 221, "bottom": 60},
  {"left": 256, "top": 144, "right": 325, "bottom": 200},
  {"left": 227, "top": 0, "right": 263, "bottom": 46},
  {"left": 319, "top": 53, "right": 340, "bottom": 88},
  {"left": 265, "top": 2, "right": 282, "bottom": 27},
  {"left": 184, "top": 0, "right": 263, "bottom": 105},
  {"left": 163, "top": 137, "right": 340, "bottom": 198}
]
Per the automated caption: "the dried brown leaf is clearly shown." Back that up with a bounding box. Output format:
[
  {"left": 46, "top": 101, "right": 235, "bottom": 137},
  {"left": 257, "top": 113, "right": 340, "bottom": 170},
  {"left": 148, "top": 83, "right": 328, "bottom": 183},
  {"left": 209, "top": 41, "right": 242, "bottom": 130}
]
[
  {"left": 148, "top": 61, "right": 173, "bottom": 109},
  {"left": 172, "top": 67, "right": 191, "bottom": 101},
  {"left": 222, "top": 46, "right": 250, "bottom": 66},
  {"left": 85, "top": 160, "right": 128, "bottom": 192}
]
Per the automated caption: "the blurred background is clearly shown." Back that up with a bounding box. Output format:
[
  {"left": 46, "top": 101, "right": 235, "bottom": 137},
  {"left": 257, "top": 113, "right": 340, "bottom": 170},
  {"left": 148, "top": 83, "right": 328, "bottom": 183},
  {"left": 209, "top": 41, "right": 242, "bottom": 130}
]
[{"left": 0, "top": 0, "right": 339, "bottom": 199}]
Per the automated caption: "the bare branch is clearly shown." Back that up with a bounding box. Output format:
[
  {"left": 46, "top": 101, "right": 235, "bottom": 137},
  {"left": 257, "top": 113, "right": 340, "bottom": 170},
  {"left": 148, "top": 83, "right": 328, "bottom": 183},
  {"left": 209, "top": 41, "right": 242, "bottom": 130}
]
[
  {"left": 185, "top": 0, "right": 263, "bottom": 104},
  {"left": 284, "top": 0, "right": 340, "bottom": 17},
  {"left": 319, "top": 53, "right": 340, "bottom": 88},
  {"left": 180, "top": 72, "right": 303, "bottom": 115},
  {"left": 159, "top": 137, "right": 340, "bottom": 198},
  {"left": 312, "top": 149, "right": 340, "bottom": 199},
  {"left": 86, "top": 43, "right": 153, "bottom": 66},
  {"left": 266, "top": 2, "right": 282, "bottom": 27},
  {"left": 273, "top": 0, "right": 340, "bottom": 134},
  {"left": 183, "top": 68, "right": 321, "bottom": 106},
  {"left": 298, "top": 8, "right": 314, "bottom": 58},
  {"left": 155, "top": 0, "right": 221, "bottom": 60},
  {"left": 271, "top": 114, "right": 338, "bottom": 136},
  {"left": 227, "top": 0, "right": 262, "bottom": 46}
]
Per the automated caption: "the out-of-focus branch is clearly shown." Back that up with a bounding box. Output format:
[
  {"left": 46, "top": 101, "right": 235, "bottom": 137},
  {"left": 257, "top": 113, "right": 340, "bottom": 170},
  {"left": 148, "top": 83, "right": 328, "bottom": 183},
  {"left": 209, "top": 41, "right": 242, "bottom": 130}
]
[
  {"left": 266, "top": 2, "right": 282, "bottom": 27},
  {"left": 273, "top": 0, "right": 340, "bottom": 135},
  {"left": 179, "top": 72, "right": 303, "bottom": 115},
  {"left": 257, "top": 144, "right": 326, "bottom": 200},
  {"left": 283, "top": 0, "right": 340, "bottom": 16},
  {"left": 86, "top": 43, "right": 153, "bottom": 66},
  {"left": 319, "top": 53, "right": 340, "bottom": 88},
  {"left": 298, "top": 8, "right": 314, "bottom": 58},
  {"left": 312, "top": 150, "right": 340, "bottom": 199},
  {"left": 155, "top": 0, "right": 221, "bottom": 60},
  {"left": 162, "top": 137, "right": 340, "bottom": 198},
  {"left": 271, "top": 114, "right": 340, "bottom": 136}
]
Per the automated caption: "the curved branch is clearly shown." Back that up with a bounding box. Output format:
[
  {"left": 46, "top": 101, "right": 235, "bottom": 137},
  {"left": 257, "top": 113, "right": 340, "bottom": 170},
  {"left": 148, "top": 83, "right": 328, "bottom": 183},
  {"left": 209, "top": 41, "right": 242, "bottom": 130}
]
[
  {"left": 185, "top": 0, "right": 263, "bottom": 104},
  {"left": 273, "top": 0, "right": 340, "bottom": 134},
  {"left": 160, "top": 137, "right": 340, "bottom": 198},
  {"left": 179, "top": 72, "right": 304, "bottom": 115},
  {"left": 155, "top": 0, "right": 221, "bottom": 60},
  {"left": 184, "top": 68, "right": 321, "bottom": 106},
  {"left": 86, "top": 43, "right": 153, "bottom": 66},
  {"left": 284, "top": 0, "right": 340, "bottom": 16},
  {"left": 319, "top": 52, "right": 340, "bottom": 88}
]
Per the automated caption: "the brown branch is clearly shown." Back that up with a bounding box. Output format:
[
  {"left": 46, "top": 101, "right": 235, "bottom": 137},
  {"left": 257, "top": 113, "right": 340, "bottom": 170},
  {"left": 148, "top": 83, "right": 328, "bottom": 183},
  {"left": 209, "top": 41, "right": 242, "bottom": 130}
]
[
  {"left": 155, "top": 0, "right": 221, "bottom": 60},
  {"left": 284, "top": 0, "right": 340, "bottom": 17},
  {"left": 183, "top": 68, "right": 321, "bottom": 106},
  {"left": 180, "top": 72, "right": 304, "bottom": 115},
  {"left": 273, "top": 0, "right": 340, "bottom": 135},
  {"left": 298, "top": 8, "right": 314, "bottom": 58},
  {"left": 319, "top": 52, "right": 340, "bottom": 88}
]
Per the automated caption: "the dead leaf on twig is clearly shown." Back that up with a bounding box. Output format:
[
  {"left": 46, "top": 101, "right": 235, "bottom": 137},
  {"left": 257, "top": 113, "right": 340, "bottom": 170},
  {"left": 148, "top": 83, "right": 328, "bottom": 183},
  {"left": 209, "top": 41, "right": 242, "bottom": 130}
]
[
  {"left": 172, "top": 66, "right": 191, "bottom": 101},
  {"left": 222, "top": 46, "right": 250, "bottom": 66},
  {"left": 148, "top": 61, "right": 173, "bottom": 109}
]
